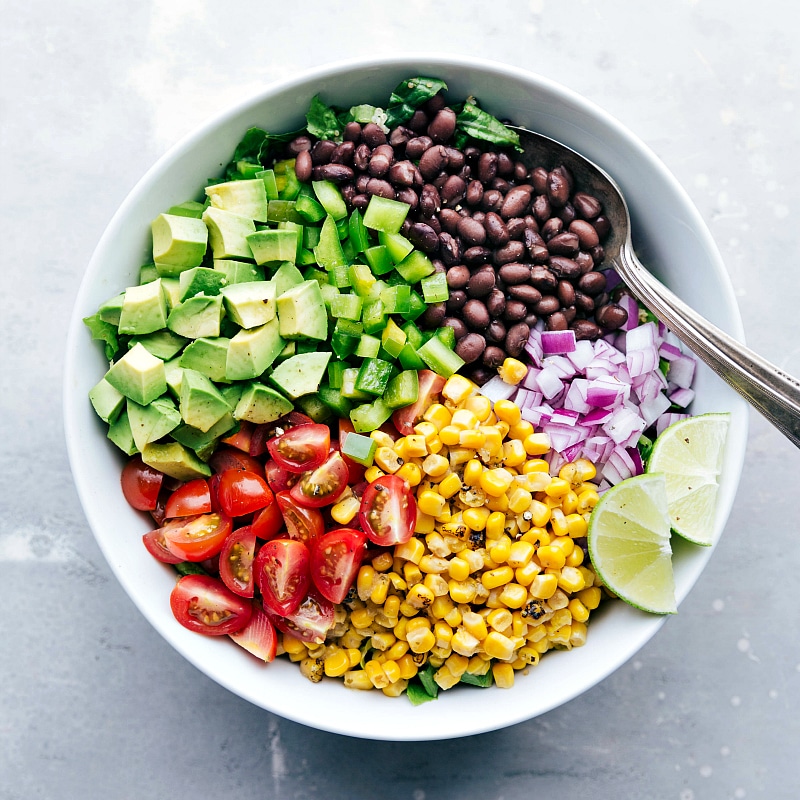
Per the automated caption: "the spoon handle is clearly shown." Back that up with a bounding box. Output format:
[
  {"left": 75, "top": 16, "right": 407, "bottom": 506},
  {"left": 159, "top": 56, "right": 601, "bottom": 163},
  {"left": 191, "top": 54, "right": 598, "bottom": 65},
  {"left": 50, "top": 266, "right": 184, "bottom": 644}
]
[{"left": 615, "top": 244, "right": 800, "bottom": 448}]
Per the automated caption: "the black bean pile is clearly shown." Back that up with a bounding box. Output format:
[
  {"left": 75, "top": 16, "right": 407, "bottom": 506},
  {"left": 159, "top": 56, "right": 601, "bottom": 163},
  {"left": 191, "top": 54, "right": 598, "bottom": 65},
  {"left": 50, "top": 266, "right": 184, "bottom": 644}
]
[{"left": 283, "top": 93, "right": 629, "bottom": 385}]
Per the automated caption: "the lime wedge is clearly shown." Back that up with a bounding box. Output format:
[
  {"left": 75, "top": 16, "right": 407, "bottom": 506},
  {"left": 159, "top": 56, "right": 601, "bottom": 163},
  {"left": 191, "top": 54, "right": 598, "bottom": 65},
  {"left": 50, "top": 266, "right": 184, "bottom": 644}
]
[
  {"left": 647, "top": 413, "right": 730, "bottom": 546},
  {"left": 587, "top": 473, "right": 676, "bottom": 614}
]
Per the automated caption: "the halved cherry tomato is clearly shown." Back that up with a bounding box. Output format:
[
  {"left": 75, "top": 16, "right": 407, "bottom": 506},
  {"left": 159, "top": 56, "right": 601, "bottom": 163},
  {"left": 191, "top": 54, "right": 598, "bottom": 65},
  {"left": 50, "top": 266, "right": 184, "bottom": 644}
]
[
  {"left": 250, "top": 492, "right": 284, "bottom": 540},
  {"left": 276, "top": 491, "right": 324, "bottom": 545},
  {"left": 150, "top": 487, "right": 171, "bottom": 526},
  {"left": 216, "top": 469, "right": 273, "bottom": 517},
  {"left": 164, "top": 479, "right": 212, "bottom": 518},
  {"left": 218, "top": 525, "right": 256, "bottom": 597},
  {"left": 310, "top": 527, "right": 367, "bottom": 604},
  {"left": 169, "top": 574, "right": 252, "bottom": 636},
  {"left": 266, "top": 589, "right": 334, "bottom": 645},
  {"left": 248, "top": 412, "right": 315, "bottom": 457},
  {"left": 208, "top": 446, "right": 265, "bottom": 479},
  {"left": 121, "top": 455, "right": 163, "bottom": 511},
  {"left": 289, "top": 451, "right": 349, "bottom": 509},
  {"left": 220, "top": 420, "right": 255, "bottom": 453},
  {"left": 160, "top": 512, "right": 233, "bottom": 561},
  {"left": 391, "top": 369, "right": 446, "bottom": 436},
  {"left": 208, "top": 473, "right": 222, "bottom": 512},
  {"left": 267, "top": 423, "right": 330, "bottom": 473},
  {"left": 263, "top": 459, "right": 299, "bottom": 494},
  {"left": 359, "top": 474, "right": 417, "bottom": 546},
  {"left": 255, "top": 538, "right": 311, "bottom": 617},
  {"left": 142, "top": 527, "right": 183, "bottom": 564},
  {"left": 229, "top": 603, "right": 277, "bottom": 662}
]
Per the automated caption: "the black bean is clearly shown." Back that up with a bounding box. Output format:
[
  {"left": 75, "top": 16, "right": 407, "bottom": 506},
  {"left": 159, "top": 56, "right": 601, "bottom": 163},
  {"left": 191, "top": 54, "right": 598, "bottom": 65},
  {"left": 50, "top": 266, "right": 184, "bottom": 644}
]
[
  {"left": 353, "top": 143, "right": 371, "bottom": 171},
  {"left": 531, "top": 166, "right": 548, "bottom": 194},
  {"left": 446, "top": 265, "right": 470, "bottom": 290},
  {"left": 590, "top": 244, "right": 605, "bottom": 264},
  {"left": 548, "top": 256, "right": 582, "bottom": 280},
  {"left": 574, "top": 291, "right": 595, "bottom": 313},
  {"left": 577, "top": 271, "right": 607, "bottom": 296},
  {"left": 389, "top": 126, "right": 413, "bottom": 149},
  {"left": 546, "top": 312, "right": 568, "bottom": 331},
  {"left": 491, "top": 177, "right": 512, "bottom": 194},
  {"left": 482, "top": 345, "right": 506, "bottom": 368},
  {"left": 571, "top": 319, "right": 601, "bottom": 340},
  {"left": 408, "top": 109, "right": 428, "bottom": 132},
  {"left": 480, "top": 189, "right": 503, "bottom": 212},
  {"left": 443, "top": 317, "right": 468, "bottom": 340},
  {"left": 575, "top": 251, "right": 595, "bottom": 273},
  {"left": 343, "top": 122, "right": 362, "bottom": 142},
  {"left": 466, "top": 270, "right": 495, "bottom": 298},
  {"left": 352, "top": 193, "right": 370, "bottom": 211},
  {"left": 569, "top": 219, "right": 600, "bottom": 249},
  {"left": 505, "top": 323, "right": 531, "bottom": 356},
  {"left": 508, "top": 284, "right": 542, "bottom": 305},
  {"left": 595, "top": 302, "right": 628, "bottom": 330},
  {"left": 556, "top": 201, "right": 576, "bottom": 226},
  {"left": 294, "top": 150, "right": 312, "bottom": 183},
  {"left": 462, "top": 299, "right": 490, "bottom": 330},
  {"left": 388, "top": 160, "right": 418, "bottom": 187},
  {"left": 446, "top": 290, "right": 467, "bottom": 312},
  {"left": 463, "top": 246, "right": 492, "bottom": 267},
  {"left": 455, "top": 333, "right": 487, "bottom": 363},
  {"left": 557, "top": 280, "right": 576, "bottom": 307},
  {"left": 362, "top": 123, "right": 387, "bottom": 147},
  {"left": 419, "top": 302, "right": 446, "bottom": 328},
  {"left": 396, "top": 187, "right": 419, "bottom": 210},
  {"left": 406, "top": 136, "right": 433, "bottom": 160},
  {"left": 493, "top": 241, "right": 526, "bottom": 265},
  {"left": 563, "top": 305, "right": 577, "bottom": 324},
  {"left": 418, "top": 145, "right": 448, "bottom": 181},
  {"left": 530, "top": 265, "right": 558, "bottom": 292},
  {"left": 444, "top": 147, "right": 465, "bottom": 172},
  {"left": 406, "top": 222, "right": 439, "bottom": 253},
  {"left": 457, "top": 216, "right": 487, "bottom": 247},
  {"left": 546, "top": 168, "right": 570, "bottom": 208},
  {"left": 477, "top": 152, "right": 498, "bottom": 183},
  {"left": 312, "top": 164, "right": 354, "bottom": 182},
  {"left": 486, "top": 289, "right": 506, "bottom": 318},
  {"left": 500, "top": 186, "right": 533, "bottom": 219},
  {"left": 365, "top": 178, "right": 395, "bottom": 199},
  {"left": 514, "top": 161, "right": 529, "bottom": 182},
  {"left": 524, "top": 312, "right": 539, "bottom": 328},
  {"left": 439, "top": 209, "right": 461, "bottom": 235},
  {"left": 572, "top": 192, "right": 603, "bottom": 220},
  {"left": 505, "top": 217, "right": 527, "bottom": 240},
  {"left": 439, "top": 232, "right": 462, "bottom": 266},
  {"left": 419, "top": 184, "right": 441, "bottom": 217},
  {"left": 593, "top": 215, "right": 611, "bottom": 240},
  {"left": 532, "top": 194, "right": 551, "bottom": 222},
  {"left": 331, "top": 141, "right": 355, "bottom": 165},
  {"left": 311, "top": 140, "right": 337, "bottom": 164},
  {"left": 541, "top": 217, "right": 563, "bottom": 241},
  {"left": 484, "top": 212, "right": 510, "bottom": 246},
  {"left": 465, "top": 180, "right": 484, "bottom": 206},
  {"left": 486, "top": 319, "right": 506, "bottom": 343},
  {"left": 503, "top": 300, "right": 528, "bottom": 322},
  {"left": 498, "top": 263, "right": 532, "bottom": 285},
  {"left": 533, "top": 295, "right": 561, "bottom": 316},
  {"left": 440, "top": 175, "right": 467, "bottom": 206},
  {"left": 288, "top": 135, "right": 313, "bottom": 154},
  {"left": 546, "top": 231, "right": 580, "bottom": 256}
]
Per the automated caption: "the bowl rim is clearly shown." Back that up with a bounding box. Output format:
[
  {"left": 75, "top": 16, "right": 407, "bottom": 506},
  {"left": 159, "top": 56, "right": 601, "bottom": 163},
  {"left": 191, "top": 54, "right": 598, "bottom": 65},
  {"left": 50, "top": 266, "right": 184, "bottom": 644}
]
[{"left": 64, "top": 53, "right": 748, "bottom": 740}]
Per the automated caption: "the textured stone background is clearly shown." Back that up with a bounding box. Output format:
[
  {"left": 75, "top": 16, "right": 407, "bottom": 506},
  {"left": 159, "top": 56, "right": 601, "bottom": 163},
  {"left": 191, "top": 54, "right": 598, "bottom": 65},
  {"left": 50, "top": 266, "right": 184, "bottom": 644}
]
[{"left": 3, "top": 2, "right": 799, "bottom": 798}]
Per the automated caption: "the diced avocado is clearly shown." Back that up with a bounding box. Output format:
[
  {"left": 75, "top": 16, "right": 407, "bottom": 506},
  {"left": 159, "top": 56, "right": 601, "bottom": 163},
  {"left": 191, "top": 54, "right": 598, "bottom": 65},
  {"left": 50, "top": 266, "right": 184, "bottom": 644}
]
[
  {"left": 275, "top": 340, "right": 296, "bottom": 361},
  {"left": 268, "top": 352, "right": 331, "bottom": 399},
  {"left": 219, "top": 383, "right": 245, "bottom": 410},
  {"left": 164, "top": 357, "right": 184, "bottom": 399},
  {"left": 294, "top": 394, "right": 332, "bottom": 423},
  {"left": 272, "top": 261, "right": 305, "bottom": 296},
  {"left": 105, "top": 343, "right": 166, "bottom": 406},
  {"left": 139, "top": 263, "right": 159, "bottom": 284},
  {"left": 167, "top": 295, "right": 224, "bottom": 339},
  {"left": 205, "top": 179, "right": 268, "bottom": 222},
  {"left": 179, "top": 369, "right": 232, "bottom": 433},
  {"left": 88, "top": 378, "right": 125, "bottom": 424},
  {"left": 151, "top": 213, "right": 208, "bottom": 269},
  {"left": 247, "top": 229, "right": 299, "bottom": 266},
  {"left": 167, "top": 200, "right": 205, "bottom": 219},
  {"left": 178, "top": 267, "right": 228, "bottom": 301},
  {"left": 233, "top": 383, "right": 293, "bottom": 424},
  {"left": 225, "top": 317, "right": 285, "bottom": 381},
  {"left": 160, "top": 277, "right": 182, "bottom": 310},
  {"left": 107, "top": 410, "right": 138, "bottom": 455},
  {"left": 127, "top": 396, "right": 182, "bottom": 452},
  {"left": 98, "top": 292, "right": 125, "bottom": 325},
  {"left": 129, "top": 329, "right": 188, "bottom": 361},
  {"left": 276, "top": 280, "right": 328, "bottom": 341},
  {"left": 214, "top": 259, "right": 264, "bottom": 284},
  {"left": 220, "top": 280, "right": 277, "bottom": 329},
  {"left": 202, "top": 206, "right": 256, "bottom": 260},
  {"left": 171, "top": 412, "right": 236, "bottom": 460},
  {"left": 179, "top": 337, "right": 230, "bottom": 383},
  {"left": 141, "top": 441, "right": 212, "bottom": 481}
]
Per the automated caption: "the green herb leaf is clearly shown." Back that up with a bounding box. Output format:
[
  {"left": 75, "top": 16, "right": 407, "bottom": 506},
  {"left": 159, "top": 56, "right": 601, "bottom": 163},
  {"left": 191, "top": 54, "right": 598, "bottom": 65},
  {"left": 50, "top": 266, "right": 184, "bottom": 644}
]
[
  {"left": 229, "top": 126, "right": 305, "bottom": 176},
  {"left": 83, "top": 314, "right": 119, "bottom": 360},
  {"left": 637, "top": 433, "right": 655, "bottom": 468},
  {"left": 416, "top": 663, "right": 439, "bottom": 699},
  {"left": 385, "top": 76, "right": 448, "bottom": 127},
  {"left": 456, "top": 101, "right": 520, "bottom": 149},
  {"left": 406, "top": 680, "right": 437, "bottom": 705},
  {"left": 306, "top": 95, "right": 342, "bottom": 141},
  {"left": 459, "top": 670, "right": 494, "bottom": 688},
  {"left": 175, "top": 561, "right": 208, "bottom": 577}
]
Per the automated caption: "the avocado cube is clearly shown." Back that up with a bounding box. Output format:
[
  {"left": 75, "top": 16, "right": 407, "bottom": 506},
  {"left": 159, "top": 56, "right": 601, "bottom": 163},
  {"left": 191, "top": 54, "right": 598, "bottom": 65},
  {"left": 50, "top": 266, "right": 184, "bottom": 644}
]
[
  {"left": 213, "top": 259, "right": 264, "bottom": 284},
  {"left": 272, "top": 261, "right": 305, "bottom": 295},
  {"left": 141, "top": 441, "right": 212, "bottom": 481},
  {"left": 219, "top": 383, "right": 245, "bottom": 410},
  {"left": 294, "top": 394, "right": 332, "bottom": 423},
  {"left": 167, "top": 200, "right": 205, "bottom": 219},
  {"left": 225, "top": 317, "right": 285, "bottom": 381},
  {"left": 105, "top": 343, "right": 166, "bottom": 406},
  {"left": 151, "top": 213, "right": 208, "bottom": 269},
  {"left": 139, "top": 263, "right": 159, "bottom": 284},
  {"left": 178, "top": 267, "right": 228, "bottom": 301},
  {"left": 220, "top": 280, "right": 277, "bottom": 329},
  {"left": 247, "top": 229, "right": 299, "bottom": 266},
  {"left": 202, "top": 206, "right": 256, "bottom": 260},
  {"left": 167, "top": 295, "right": 224, "bottom": 339},
  {"left": 170, "top": 412, "right": 236, "bottom": 459},
  {"left": 127, "top": 396, "right": 182, "bottom": 453},
  {"left": 163, "top": 357, "right": 184, "bottom": 399},
  {"left": 179, "top": 369, "right": 232, "bottom": 433},
  {"left": 107, "top": 410, "right": 138, "bottom": 455},
  {"left": 88, "top": 378, "right": 125, "bottom": 424},
  {"left": 179, "top": 337, "right": 230, "bottom": 383},
  {"left": 98, "top": 292, "right": 125, "bottom": 326},
  {"left": 276, "top": 280, "right": 328, "bottom": 341},
  {"left": 233, "top": 384, "right": 293, "bottom": 424},
  {"left": 268, "top": 352, "right": 331, "bottom": 399},
  {"left": 160, "top": 277, "right": 182, "bottom": 310},
  {"left": 205, "top": 178, "right": 269, "bottom": 222},
  {"left": 129, "top": 329, "right": 188, "bottom": 361}
]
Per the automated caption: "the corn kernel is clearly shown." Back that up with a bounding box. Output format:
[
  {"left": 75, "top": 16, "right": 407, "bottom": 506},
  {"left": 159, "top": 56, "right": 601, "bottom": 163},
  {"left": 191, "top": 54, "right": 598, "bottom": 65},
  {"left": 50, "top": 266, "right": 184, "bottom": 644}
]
[
  {"left": 414, "top": 510, "right": 435, "bottom": 534},
  {"left": 485, "top": 511, "right": 506, "bottom": 540},
  {"left": 434, "top": 666, "right": 461, "bottom": 690},
  {"left": 507, "top": 540, "right": 535, "bottom": 568},
  {"left": 568, "top": 597, "right": 590, "bottom": 623},
  {"left": 406, "top": 626, "right": 436, "bottom": 654},
  {"left": 369, "top": 575, "right": 390, "bottom": 605},
  {"left": 330, "top": 494, "right": 360, "bottom": 525},
  {"left": 448, "top": 447, "right": 474, "bottom": 467},
  {"left": 451, "top": 409, "right": 479, "bottom": 431},
  {"left": 515, "top": 560, "right": 542, "bottom": 586},
  {"left": 372, "top": 551, "right": 395, "bottom": 572},
  {"left": 281, "top": 633, "right": 307, "bottom": 656},
  {"left": 397, "top": 653, "right": 419, "bottom": 680},
  {"left": 459, "top": 428, "right": 486, "bottom": 449},
  {"left": 483, "top": 630, "right": 516, "bottom": 660},
  {"left": 417, "top": 490, "right": 446, "bottom": 517},
  {"left": 419, "top": 554, "right": 449, "bottom": 575},
  {"left": 523, "top": 432, "right": 551, "bottom": 455},
  {"left": 427, "top": 436, "right": 443, "bottom": 454},
  {"left": 578, "top": 566, "right": 596, "bottom": 589},
  {"left": 343, "top": 670, "right": 373, "bottom": 691},
  {"left": 437, "top": 472, "right": 462, "bottom": 499},
  {"left": 462, "top": 506, "right": 490, "bottom": 532},
  {"left": 413, "top": 420, "right": 439, "bottom": 441},
  {"left": 422, "top": 453, "right": 449, "bottom": 477},
  {"left": 530, "top": 572, "right": 559, "bottom": 599},
  {"left": 520, "top": 527, "right": 550, "bottom": 547},
  {"left": 570, "top": 621, "right": 588, "bottom": 647},
  {"left": 481, "top": 565, "right": 514, "bottom": 590},
  {"left": 364, "top": 659, "right": 390, "bottom": 689},
  {"left": 557, "top": 565, "right": 586, "bottom": 593},
  {"left": 565, "top": 546, "right": 585, "bottom": 567},
  {"left": 461, "top": 610, "right": 489, "bottom": 640},
  {"left": 395, "top": 461, "right": 422, "bottom": 487},
  {"left": 403, "top": 562, "right": 423, "bottom": 587},
  {"left": 578, "top": 586, "right": 602, "bottom": 610},
  {"left": 423, "top": 403, "right": 452, "bottom": 430},
  {"left": 497, "top": 357, "right": 527, "bottom": 385},
  {"left": 576, "top": 487, "right": 601, "bottom": 513},
  {"left": 479, "top": 426, "right": 504, "bottom": 456},
  {"left": 364, "top": 465, "right": 385, "bottom": 483},
  {"left": 479, "top": 468, "right": 514, "bottom": 497},
  {"left": 493, "top": 398, "right": 522, "bottom": 426},
  {"left": 439, "top": 425, "right": 461, "bottom": 446},
  {"left": 550, "top": 536, "right": 575, "bottom": 559},
  {"left": 449, "top": 578, "right": 478, "bottom": 604},
  {"left": 529, "top": 499, "right": 551, "bottom": 528},
  {"left": 501, "top": 438, "right": 527, "bottom": 467},
  {"left": 447, "top": 556, "right": 469, "bottom": 582},
  {"left": 508, "top": 421, "right": 534, "bottom": 442},
  {"left": 371, "top": 631, "right": 396, "bottom": 651},
  {"left": 450, "top": 628, "right": 480, "bottom": 657},
  {"left": 499, "top": 582, "right": 528, "bottom": 609},
  {"left": 537, "top": 544, "right": 566, "bottom": 570},
  {"left": 402, "top": 435, "right": 429, "bottom": 459},
  {"left": 462, "top": 459, "right": 484, "bottom": 486},
  {"left": 544, "top": 476, "right": 571, "bottom": 498},
  {"left": 560, "top": 490, "right": 579, "bottom": 515},
  {"left": 565, "top": 512, "right": 588, "bottom": 538},
  {"left": 431, "top": 594, "right": 456, "bottom": 620},
  {"left": 464, "top": 394, "right": 492, "bottom": 421},
  {"left": 507, "top": 486, "right": 533, "bottom": 515},
  {"left": 489, "top": 536, "right": 512, "bottom": 564},
  {"left": 394, "top": 538, "right": 424, "bottom": 565},
  {"left": 442, "top": 374, "right": 476, "bottom": 404},
  {"left": 370, "top": 430, "right": 395, "bottom": 449},
  {"left": 383, "top": 595, "right": 402, "bottom": 620},
  {"left": 373, "top": 446, "right": 402, "bottom": 474}
]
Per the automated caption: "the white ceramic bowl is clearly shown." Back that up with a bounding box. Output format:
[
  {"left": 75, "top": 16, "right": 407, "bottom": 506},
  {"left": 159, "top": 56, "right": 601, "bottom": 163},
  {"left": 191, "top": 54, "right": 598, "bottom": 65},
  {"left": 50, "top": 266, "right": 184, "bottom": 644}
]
[{"left": 64, "top": 55, "right": 748, "bottom": 740}]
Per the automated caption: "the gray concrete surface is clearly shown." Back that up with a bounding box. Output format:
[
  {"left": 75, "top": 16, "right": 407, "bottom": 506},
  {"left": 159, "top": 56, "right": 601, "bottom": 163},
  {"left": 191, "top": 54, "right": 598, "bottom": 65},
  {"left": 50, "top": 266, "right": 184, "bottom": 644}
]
[{"left": 3, "top": 1, "right": 799, "bottom": 798}]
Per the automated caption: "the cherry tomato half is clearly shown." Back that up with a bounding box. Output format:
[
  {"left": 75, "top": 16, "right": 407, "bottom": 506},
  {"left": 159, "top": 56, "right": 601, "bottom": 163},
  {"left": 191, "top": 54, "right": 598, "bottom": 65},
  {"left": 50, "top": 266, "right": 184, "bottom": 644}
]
[
  {"left": 255, "top": 538, "right": 311, "bottom": 617},
  {"left": 250, "top": 492, "right": 284, "bottom": 541},
  {"left": 263, "top": 459, "right": 299, "bottom": 494},
  {"left": 142, "top": 527, "right": 184, "bottom": 564},
  {"left": 170, "top": 574, "right": 252, "bottom": 636},
  {"left": 220, "top": 420, "right": 255, "bottom": 453},
  {"left": 276, "top": 491, "right": 324, "bottom": 545},
  {"left": 359, "top": 474, "right": 417, "bottom": 547},
  {"left": 121, "top": 455, "right": 164, "bottom": 511},
  {"left": 391, "top": 369, "right": 446, "bottom": 436},
  {"left": 267, "top": 423, "right": 330, "bottom": 473},
  {"left": 266, "top": 589, "right": 335, "bottom": 645},
  {"left": 218, "top": 525, "right": 256, "bottom": 598},
  {"left": 164, "top": 479, "right": 212, "bottom": 518},
  {"left": 289, "top": 451, "right": 349, "bottom": 509},
  {"left": 310, "top": 528, "right": 367, "bottom": 604},
  {"left": 216, "top": 470, "right": 273, "bottom": 518},
  {"left": 160, "top": 512, "right": 233, "bottom": 561},
  {"left": 229, "top": 603, "right": 277, "bottom": 662},
  {"left": 208, "top": 446, "right": 265, "bottom": 479}
]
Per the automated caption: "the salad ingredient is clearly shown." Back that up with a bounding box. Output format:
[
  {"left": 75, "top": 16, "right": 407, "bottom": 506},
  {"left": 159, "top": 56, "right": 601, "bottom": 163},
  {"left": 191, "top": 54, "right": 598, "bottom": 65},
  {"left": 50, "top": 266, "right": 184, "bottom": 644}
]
[
  {"left": 289, "top": 451, "right": 350, "bottom": 508},
  {"left": 164, "top": 478, "right": 212, "bottom": 518},
  {"left": 275, "top": 491, "right": 324, "bottom": 545},
  {"left": 310, "top": 527, "right": 368, "bottom": 604},
  {"left": 267, "top": 589, "right": 335, "bottom": 646},
  {"left": 256, "top": 539, "right": 311, "bottom": 617},
  {"left": 216, "top": 469, "right": 273, "bottom": 517},
  {"left": 587, "top": 473, "right": 677, "bottom": 614},
  {"left": 646, "top": 413, "right": 730, "bottom": 546},
  {"left": 229, "top": 604, "right": 278, "bottom": 662},
  {"left": 358, "top": 474, "right": 417, "bottom": 546},
  {"left": 170, "top": 574, "right": 253, "bottom": 635},
  {"left": 218, "top": 524, "right": 257, "bottom": 597},
  {"left": 267, "top": 423, "right": 330, "bottom": 473},
  {"left": 120, "top": 454, "right": 164, "bottom": 511},
  {"left": 159, "top": 512, "right": 233, "bottom": 562}
]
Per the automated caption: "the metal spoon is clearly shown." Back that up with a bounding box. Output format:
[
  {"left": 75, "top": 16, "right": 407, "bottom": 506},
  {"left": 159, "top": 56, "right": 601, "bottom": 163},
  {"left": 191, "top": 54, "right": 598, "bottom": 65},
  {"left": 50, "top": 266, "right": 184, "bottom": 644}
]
[{"left": 513, "top": 126, "right": 800, "bottom": 448}]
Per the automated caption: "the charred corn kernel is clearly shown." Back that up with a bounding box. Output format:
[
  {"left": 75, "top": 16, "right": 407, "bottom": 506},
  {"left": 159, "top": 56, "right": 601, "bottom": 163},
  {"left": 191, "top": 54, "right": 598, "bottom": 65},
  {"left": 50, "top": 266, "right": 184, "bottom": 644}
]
[
  {"left": 483, "top": 630, "right": 516, "bottom": 660},
  {"left": 557, "top": 565, "right": 586, "bottom": 593},
  {"left": 406, "top": 583, "right": 435, "bottom": 609},
  {"left": 459, "top": 428, "right": 486, "bottom": 449},
  {"left": 515, "top": 560, "right": 541, "bottom": 586},
  {"left": 282, "top": 634, "right": 307, "bottom": 656},
  {"left": 422, "top": 453, "right": 449, "bottom": 477},
  {"left": 392, "top": 461, "right": 420, "bottom": 488},
  {"left": 364, "top": 465, "right": 385, "bottom": 483},
  {"left": 448, "top": 556, "right": 470, "bottom": 582},
  {"left": 449, "top": 578, "right": 478, "bottom": 604},
  {"left": 568, "top": 597, "right": 590, "bottom": 623},
  {"left": 481, "top": 565, "right": 514, "bottom": 590},
  {"left": 507, "top": 540, "right": 535, "bottom": 568},
  {"left": 570, "top": 621, "right": 588, "bottom": 647},
  {"left": 414, "top": 510, "right": 435, "bottom": 534},
  {"left": 443, "top": 374, "right": 476, "bottom": 404},
  {"left": 364, "top": 659, "right": 390, "bottom": 689},
  {"left": 372, "top": 551, "right": 395, "bottom": 572},
  {"left": 462, "top": 506, "right": 491, "bottom": 531},
  {"left": 523, "top": 432, "right": 551, "bottom": 455},
  {"left": 537, "top": 544, "right": 566, "bottom": 569},
  {"left": 578, "top": 586, "right": 602, "bottom": 610},
  {"left": 480, "top": 467, "right": 514, "bottom": 497},
  {"left": 324, "top": 648, "right": 351, "bottom": 678},
  {"left": 461, "top": 610, "right": 489, "bottom": 640},
  {"left": 521, "top": 527, "right": 550, "bottom": 547},
  {"left": 499, "top": 582, "right": 528, "bottom": 609},
  {"left": 423, "top": 403, "right": 451, "bottom": 430},
  {"left": 370, "top": 430, "right": 395, "bottom": 449},
  {"left": 437, "top": 472, "right": 462, "bottom": 499},
  {"left": 576, "top": 488, "right": 600, "bottom": 513},
  {"left": 493, "top": 398, "right": 522, "bottom": 426},
  {"left": 434, "top": 666, "right": 461, "bottom": 690},
  {"left": 498, "top": 357, "right": 527, "bottom": 385},
  {"left": 517, "top": 645, "right": 541, "bottom": 666},
  {"left": 374, "top": 446, "right": 403, "bottom": 474},
  {"left": 464, "top": 394, "right": 492, "bottom": 421},
  {"left": 489, "top": 536, "right": 512, "bottom": 564},
  {"left": 462, "top": 459, "right": 484, "bottom": 486},
  {"left": 507, "top": 486, "right": 533, "bottom": 515},
  {"left": 545, "top": 477, "right": 571, "bottom": 498},
  {"left": 419, "top": 555, "right": 449, "bottom": 575},
  {"left": 343, "top": 670, "right": 373, "bottom": 691},
  {"left": 566, "top": 546, "right": 585, "bottom": 567},
  {"left": 530, "top": 572, "right": 559, "bottom": 599},
  {"left": 396, "top": 653, "right": 418, "bottom": 680},
  {"left": 395, "top": 537, "right": 425, "bottom": 565},
  {"left": 501, "top": 438, "right": 527, "bottom": 467},
  {"left": 439, "top": 425, "right": 461, "bottom": 446},
  {"left": 330, "top": 494, "right": 360, "bottom": 525},
  {"left": 403, "top": 562, "right": 423, "bottom": 586},
  {"left": 406, "top": 626, "right": 435, "bottom": 654},
  {"left": 431, "top": 594, "right": 456, "bottom": 620},
  {"left": 530, "top": 499, "right": 551, "bottom": 528}
]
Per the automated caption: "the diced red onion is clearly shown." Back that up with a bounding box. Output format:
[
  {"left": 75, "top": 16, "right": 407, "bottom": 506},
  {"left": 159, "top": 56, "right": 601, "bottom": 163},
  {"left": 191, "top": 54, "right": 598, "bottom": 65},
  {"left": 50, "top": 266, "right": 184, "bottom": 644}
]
[
  {"left": 540, "top": 329, "right": 577, "bottom": 355},
  {"left": 667, "top": 355, "right": 696, "bottom": 389},
  {"left": 534, "top": 366, "right": 565, "bottom": 400},
  {"left": 658, "top": 341, "right": 683, "bottom": 361},
  {"left": 639, "top": 392, "right": 672, "bottom": 427},
  {"left": 668, "top": 387, "right": 696, "bottom": 408},
  {"left": 656, "top": 412, "right": 689, "bottom": 436},
  {"left": 479, "top": 375, "right": 518, "bottom": 403},
  {"left": 618, "top": 293, "right": 640, "bottom": 331}
]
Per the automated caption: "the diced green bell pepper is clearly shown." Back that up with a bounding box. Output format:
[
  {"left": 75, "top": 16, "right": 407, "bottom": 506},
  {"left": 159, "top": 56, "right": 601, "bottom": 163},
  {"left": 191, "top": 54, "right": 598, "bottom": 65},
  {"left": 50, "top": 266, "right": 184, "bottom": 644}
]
[
  {"left": 378, "top": 231, "right": 414, "bottom": 264},
  {"left": 312, "top": 180, "right": 348, "bottom": 220},
  {"left": 397, "top": 342, "right": 426, "bottom": 370},
  {"left": 362, "top": 195, "right": 411, "bottom": 234},
  {"left": 327, "top": 360, "right": 347, "bottom": 389},
  {"left": 348, "top": 209, "right": 371, "bottom": 254},
  {"left": 380, "top": 318, "right": 407, "bottom": 358},
  {"left": 350, "top": 396, "right": 393, "bottom": 433},
  {"left": 341, "top": 367, "right": 372, "bottom": 401},
  {"left": 330, "top": 292, "right": 363, "bottom": 321},
  {"left": 381, "top": 283, "right": 411, "bottom": 314},
  {"left": 355, "top": 358, "right": 394, "bottom": 396},
  {"left": 383, "top": 369, "right": 419, "bottom": 409},
  {"left": 417, "top": 335, "right": 465, "bottom": 378},
  {"left": 318, "top": 385, "right": 354, "bottom": 418},
  {"left": 256, "top": 169, "right": 279, "bottom": 201},
  {"left": 340, "top": 431, "right": 377, "bottom": 466},
  {"left": 421, "top": 271, "right": 449, "bottom": 304},
  {"left": 399, "top": 290, "right": 427, "bottom": 322},
  {"left": 361, "top": 299, "right": 387, "bottom": 335},
  {"left": 395, "top": 250, "right": 435, "bottom": 283}
]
